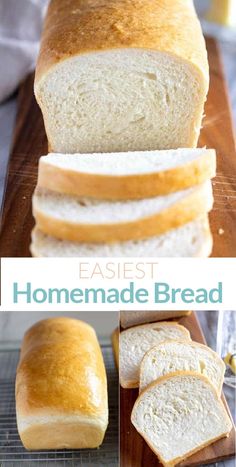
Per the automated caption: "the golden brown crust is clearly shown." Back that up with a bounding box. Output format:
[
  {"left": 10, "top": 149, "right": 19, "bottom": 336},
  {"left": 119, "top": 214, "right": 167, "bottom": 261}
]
[
  {"left": 38, "top": 151, "right": 216, "bottom": 200},
  {"left": 30, "top": 220, "right": 213, "bottom": 257},
  {"left": 19, "top": 316, "right": 94, "bottom": 359},
  {"left": 16, "top": 318, "right": 108, "bottom": 419},
  {"left": 35, "top": 0, "right": 208, "bottom": 87},
  {"left": 33, "top": 183, "right": 213, "bottom": 243}
]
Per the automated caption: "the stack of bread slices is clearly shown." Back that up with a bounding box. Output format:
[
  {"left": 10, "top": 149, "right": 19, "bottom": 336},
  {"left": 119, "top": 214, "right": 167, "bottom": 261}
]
[
  {"left": 31, "top": 148, "right": 216, "bottom": 257},
  {"left": 116, "top": 314, "right": 233, "bottom": 467}
]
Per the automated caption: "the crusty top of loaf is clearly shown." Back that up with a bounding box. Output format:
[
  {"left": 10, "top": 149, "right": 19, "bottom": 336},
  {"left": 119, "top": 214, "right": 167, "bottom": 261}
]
[
  {"left": 35, "top": 0, "right": 209, "bottom": 85},
  {"left": 16, "top": 317, "right": 108, "bottom": 418}
]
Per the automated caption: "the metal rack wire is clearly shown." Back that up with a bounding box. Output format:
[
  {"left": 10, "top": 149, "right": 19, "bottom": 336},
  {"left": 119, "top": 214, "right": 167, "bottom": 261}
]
[{"left": 0, "top": 344, "right": 119, "bottom": 466}]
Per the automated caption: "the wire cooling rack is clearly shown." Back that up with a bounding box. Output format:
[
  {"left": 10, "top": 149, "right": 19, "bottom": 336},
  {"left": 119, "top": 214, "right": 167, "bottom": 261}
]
[{"left": 0, "top": 343, "right": 118, "bottom": 466}]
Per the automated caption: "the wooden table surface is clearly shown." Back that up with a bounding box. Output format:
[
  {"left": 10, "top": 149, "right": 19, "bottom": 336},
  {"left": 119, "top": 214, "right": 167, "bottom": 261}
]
[{"left": 198, "top": 39, "right": 236, "bottom": 257}]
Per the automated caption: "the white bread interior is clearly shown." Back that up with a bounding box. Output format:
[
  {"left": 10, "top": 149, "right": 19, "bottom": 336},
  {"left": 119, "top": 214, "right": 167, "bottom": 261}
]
[
  {"left": 119, "top": 322, "right": 191, "bottom": 388},
  {"left": 34, "top": 0, "right": 209, "bottom": 153},
  {"left": 131, "top": 372, "right": 232, "bottom": 467},
  {"left": 139, "top": 340, "right": 225, "bottom": 395},
  {"left": 35, "top": 50, "right": 208, "bottom": 154}
]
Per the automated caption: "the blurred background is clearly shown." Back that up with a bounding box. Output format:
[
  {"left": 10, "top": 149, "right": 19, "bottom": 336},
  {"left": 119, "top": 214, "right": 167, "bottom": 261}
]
[{"left": 0, "top": 310, "right": 118, "bottom": 343}]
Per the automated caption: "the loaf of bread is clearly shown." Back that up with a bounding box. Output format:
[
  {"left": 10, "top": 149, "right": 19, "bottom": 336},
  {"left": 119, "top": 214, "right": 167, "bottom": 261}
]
[
  {"left": 15, "top": 317, "right": 108, "bottom": 450},
  {"left": 31, "top": 216, "right": 213, "bottom": 258},
  {"left": 131, "top": 372, "right": 232, "bottom": 467},
  {"left": 38, "top": 149, "right": 216, "bottom": 200},
  {"left": 120, "top": 311, "right": 191, "bottom": 329},
  {"left": 32, "top": 182, "right": 213, "bottom": 244},
  {"left": 119, "top": 322, "right": 191, "bottom": 388},
  {"left": 34, "top": 0, "right": 209, "bottom": 153},
  {"left": 139, "top": 340, "right": 225, "bottom": 395}
]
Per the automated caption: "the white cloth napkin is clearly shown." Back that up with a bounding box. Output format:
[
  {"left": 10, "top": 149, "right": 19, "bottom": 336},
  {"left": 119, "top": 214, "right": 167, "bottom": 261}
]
[{"left": 0, "top": 0, "right": 49, "bottom": 103}]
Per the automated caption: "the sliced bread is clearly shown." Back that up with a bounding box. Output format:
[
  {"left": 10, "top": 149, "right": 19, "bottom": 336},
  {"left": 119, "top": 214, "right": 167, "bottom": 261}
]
[
  {"left": 30, "top": 216, "right": 213, "bottom": 258},
  {"left": 35, "top": 0, "right": 209, "bottom": 153},
  {"left": 139, "top": 340, "right": 225, "bottom": 395},
  {"left": 120, "top": 311, "right": 191, "bottom": 329},
  {"left": 131, "top": 372, "right": 232, "bottom": 467},
  {"left": 119, "top": 323, "right": 191, "bottom": 388},
  {"left": 32, "top": 182, "right": 213, "bottom": 244},
  {"left": 38, "top": 149, "right": 216, "bottom": 200}
]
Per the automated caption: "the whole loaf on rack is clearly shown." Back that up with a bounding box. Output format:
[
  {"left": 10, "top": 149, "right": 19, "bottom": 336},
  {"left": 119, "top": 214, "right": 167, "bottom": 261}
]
[{"left": 15, "top": 317, "right": 108, "bottom": 450}]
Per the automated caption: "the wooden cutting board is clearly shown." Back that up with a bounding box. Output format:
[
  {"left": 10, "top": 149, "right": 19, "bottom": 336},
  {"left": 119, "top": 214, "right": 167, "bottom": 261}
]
[
  {"left": 120, "top": 312, "right": 236, "bottom": 467},
  {"left": 0, "top": 38, "right": 236, "bottom": 257}
]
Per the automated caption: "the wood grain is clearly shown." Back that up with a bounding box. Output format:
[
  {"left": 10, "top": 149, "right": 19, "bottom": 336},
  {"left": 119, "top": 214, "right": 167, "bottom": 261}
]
[
  {"left": 199, "top": 39, "right": 236, "bottom": 257},
  {"left": 120, "top": 312, "right": 236, "bottom": 467},
  {"left": 0, "top": 73, "right": 46, "bottom": 257},
  {"left": 0, "top": 38, "right": 235, "bottom": 256}
]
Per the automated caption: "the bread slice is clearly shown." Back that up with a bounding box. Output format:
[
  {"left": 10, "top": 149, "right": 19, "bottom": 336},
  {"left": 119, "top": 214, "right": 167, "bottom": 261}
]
[
  {"left": 35, "top": 0, "right": 209, "bottom": 153},
  {"left": 31, "top": 216, "right": 213, "bottom": 258},
  {"left": 119, "top": 323, "right": 191, "bottom": 388},
  {"left": 32, "top": 182, "right": 213, "bottom": 244},
  {"left": 139, "top": 340, "right": 225, "bottom": 395},
  {"left": 38, "top": 149, "right": 216, "bottom": 200},
  {"left": 120, "top": 311, "right": 191, "bottom": 329},
  {"left": 131, "top": 372, "right": 232, "bottom": 467}
]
